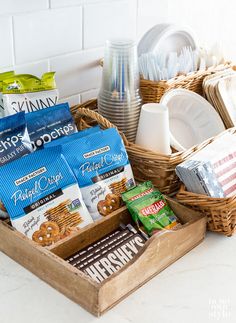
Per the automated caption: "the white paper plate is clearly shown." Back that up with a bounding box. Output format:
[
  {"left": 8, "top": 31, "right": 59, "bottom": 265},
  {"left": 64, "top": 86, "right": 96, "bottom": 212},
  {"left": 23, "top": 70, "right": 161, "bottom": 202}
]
[
  {"left": 160, "top": 89, "right": 225, "bottom": 151},
  {"left": 218, "top": 75, "right": 236, "bottom": 125},
  {"left": 138, "top": 24, "right": 197, "bottom": 56},
  {"left": 138, "top": 23, "right": 171, "bottom": 56}
]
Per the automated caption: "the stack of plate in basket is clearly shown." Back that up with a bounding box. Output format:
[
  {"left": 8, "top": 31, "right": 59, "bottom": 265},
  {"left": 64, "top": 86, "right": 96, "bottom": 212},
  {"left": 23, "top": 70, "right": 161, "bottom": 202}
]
[
  {"left": 160, "top": 88, "right": 226, "bottom": 151},
  {"left": 203, "top": 68, "right": 236, "bottom": 128},
  {"left": 98, "top": 40, "right": 142, "bottom": 142}
]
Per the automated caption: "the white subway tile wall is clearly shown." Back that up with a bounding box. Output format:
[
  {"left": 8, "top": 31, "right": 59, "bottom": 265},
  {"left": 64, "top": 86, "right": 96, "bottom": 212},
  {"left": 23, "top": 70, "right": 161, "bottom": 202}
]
[
  {"left": 50, "top": 48, "right": 103, "bottom": 98},
  {"left": 1, "top": 0, "right": 230, "bottom": 107},
  {"left": 13, "top": 61, "right": 49, "bottom": 77},
  {"left": 0, "top": 0, "right": 49, "bottom": 15},
  {"left": 0, "top": 16, "right": 14, "bottom": 67},
  {"left": 83, "top": 0, "right": 137, "bottom": 49},
  {"left": 1, "top": 0, "right": 154, "bottom": 106},
  {"left": 80, "top": 88, "right": 99, "bottom": 103},
  {"left": 58, "top": 94, "right": 81, "bottom": 107},
  {"left": 137, "top": 0, "right": 168, "bottom": 39},
  {"left": 13, "top": 7, "right": 83, "bottom": 64}
]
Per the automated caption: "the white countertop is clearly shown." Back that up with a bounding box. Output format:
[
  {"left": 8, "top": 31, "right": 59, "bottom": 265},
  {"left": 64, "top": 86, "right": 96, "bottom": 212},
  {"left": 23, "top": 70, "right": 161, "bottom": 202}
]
[{"left": 0, "top": 232, "right": 236, "bottom": 323}]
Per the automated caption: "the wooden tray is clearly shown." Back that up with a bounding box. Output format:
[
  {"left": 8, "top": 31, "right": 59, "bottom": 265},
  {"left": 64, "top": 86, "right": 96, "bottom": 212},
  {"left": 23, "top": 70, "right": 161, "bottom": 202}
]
[{"left": 0, "top": 198, "right": 206, "bottom": 316}]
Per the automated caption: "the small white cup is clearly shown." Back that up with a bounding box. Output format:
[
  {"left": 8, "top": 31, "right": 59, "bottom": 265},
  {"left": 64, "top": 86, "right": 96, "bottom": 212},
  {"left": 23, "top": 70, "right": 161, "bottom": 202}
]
[{"left": 135, "top": 103, "right": 172, "bottom": 154}]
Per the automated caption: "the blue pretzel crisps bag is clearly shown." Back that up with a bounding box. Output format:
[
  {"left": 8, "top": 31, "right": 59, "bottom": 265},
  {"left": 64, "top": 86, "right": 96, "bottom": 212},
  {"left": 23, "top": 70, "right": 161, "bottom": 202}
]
[
  {"left": 0, "top": 146, "right": 93, "bottom": 245},
  {"left": 26, "top": 103, "right": 78, "bottom": 151},
  {"left": 46, "top": 128, "right": 135, "bottom": 220},
  {"left": 0, "top": 112, "right": 32, "bottom": 218},
  {"left": 0, "top": 112, "right": 32, "bottom": 165}
]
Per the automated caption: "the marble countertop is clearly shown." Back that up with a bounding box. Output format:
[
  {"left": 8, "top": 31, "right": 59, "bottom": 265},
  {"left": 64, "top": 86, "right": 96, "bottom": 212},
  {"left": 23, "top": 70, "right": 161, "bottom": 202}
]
[{"left": 0, "top": 232, "right": 236, "bottom": 323}]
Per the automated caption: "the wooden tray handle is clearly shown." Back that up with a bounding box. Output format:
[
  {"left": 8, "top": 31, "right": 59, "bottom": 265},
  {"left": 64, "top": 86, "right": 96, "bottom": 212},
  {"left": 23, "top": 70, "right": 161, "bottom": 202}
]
[{"left": 73, "top": 106, "right": 129, "bottom": 146}]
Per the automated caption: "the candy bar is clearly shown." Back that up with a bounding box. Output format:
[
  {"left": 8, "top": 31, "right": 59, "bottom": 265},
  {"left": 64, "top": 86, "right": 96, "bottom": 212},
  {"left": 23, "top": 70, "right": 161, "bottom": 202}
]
[{"left": 82, "top": 233, "right": 146, "bottom": 283}]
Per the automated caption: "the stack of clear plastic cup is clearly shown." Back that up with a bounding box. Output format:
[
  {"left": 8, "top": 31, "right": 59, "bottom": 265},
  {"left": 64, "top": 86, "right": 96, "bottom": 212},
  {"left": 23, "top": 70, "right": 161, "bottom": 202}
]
[{"left": 98, "top": 39, "right": 142, "bottom": 142}]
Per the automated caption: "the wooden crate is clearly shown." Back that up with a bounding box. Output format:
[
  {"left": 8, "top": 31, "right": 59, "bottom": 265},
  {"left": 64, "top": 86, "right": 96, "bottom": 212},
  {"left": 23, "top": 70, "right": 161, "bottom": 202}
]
[{"left": 0, "top": 198, "right": 206, "bottom": 316}]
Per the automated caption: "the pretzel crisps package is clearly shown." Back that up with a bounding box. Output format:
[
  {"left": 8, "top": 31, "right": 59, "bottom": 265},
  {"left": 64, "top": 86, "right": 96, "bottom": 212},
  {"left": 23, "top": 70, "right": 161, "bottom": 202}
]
[
  {"left": 47, "top": 128, "right": 135, "bottom": 220},
  {"left": 26, "top": 103, "right": 78, "bottom": 150},
  {"left": 0, "top": 112, "right": 32, "bottom": 166},
  {"left": 0, "top": 112, "right": 33, "bottom": 219},
  {"left": 0, "top": 146, "right": 93, "bottom": 246},
  {"left": 2, "top": 72, "right": 58, "bottom": 115}
]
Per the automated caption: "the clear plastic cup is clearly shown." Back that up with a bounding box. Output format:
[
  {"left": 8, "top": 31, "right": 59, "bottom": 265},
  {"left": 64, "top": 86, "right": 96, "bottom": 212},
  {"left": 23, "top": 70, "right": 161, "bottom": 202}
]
[{"left": 98, "top": 39, "right": 142, "bottom": 142}]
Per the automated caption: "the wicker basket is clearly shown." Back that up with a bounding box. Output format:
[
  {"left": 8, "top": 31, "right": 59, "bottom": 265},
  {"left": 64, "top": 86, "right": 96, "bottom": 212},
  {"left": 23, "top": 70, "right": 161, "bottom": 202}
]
[
  {"left": 71, "top": 100, "right": 212, "bottom": 195},
  {"left": 176, "top": 127, "right": 236, "bottom": 236},
  {"left": 140, "top": 63, "right": 231, "bottom": 103},
  {"left": 176, "top": 185, "right": 236, "bottom": 236}
]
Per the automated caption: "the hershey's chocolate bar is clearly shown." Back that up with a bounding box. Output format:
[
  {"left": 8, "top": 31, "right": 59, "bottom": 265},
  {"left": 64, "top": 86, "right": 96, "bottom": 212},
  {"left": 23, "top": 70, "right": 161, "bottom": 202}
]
[
  {"left": 66, "top": 229, "right": 122, "bottom": 264},
  {"left": 82, "top": 233, "right": 146, "bottom": 283},
  {"left": 78, "top": 230, "right": 134, "bottom": 269},
  {"left": 67, "top": 224, "right": 139, "bottom": 267}
]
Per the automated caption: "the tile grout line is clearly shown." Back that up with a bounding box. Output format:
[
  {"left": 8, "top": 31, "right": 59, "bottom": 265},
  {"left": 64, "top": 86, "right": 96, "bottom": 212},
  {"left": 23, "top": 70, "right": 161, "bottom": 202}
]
[
  {"left": 135, "top": 0, "right": 139, "bottom": 40},
  {"left": 10, "top": 16, "right": 16, "bottom": 66},
  {"left": 82, "top": 4, "right": 85, "bottom": 50},
  {"left": 12, "top": 46, "right": 104, "bottom": 69}
]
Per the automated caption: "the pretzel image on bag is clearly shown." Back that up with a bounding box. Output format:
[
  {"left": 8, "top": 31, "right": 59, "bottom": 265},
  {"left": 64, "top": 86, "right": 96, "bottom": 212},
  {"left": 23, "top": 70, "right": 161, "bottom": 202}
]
[
  {"left": 46, "top": 128, "right": 135, "bottom": 220},
  {"left": 0, "top": 146, "right": 93, "bottom": 245}
]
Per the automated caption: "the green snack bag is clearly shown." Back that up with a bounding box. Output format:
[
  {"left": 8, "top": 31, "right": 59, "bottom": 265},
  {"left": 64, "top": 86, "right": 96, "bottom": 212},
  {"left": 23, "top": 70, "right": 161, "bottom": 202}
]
[
  {"left": 121, "top": 181, "right": 154, "bottom": 203},
  {"left": 0, "top": 71, "right": 15, "bottom": 118},
  {"left": 2, "top": 72, "right": 58, "bottom": 115},
  {"left": 127, "top": 191, "right": 179, "bottom": 235}
]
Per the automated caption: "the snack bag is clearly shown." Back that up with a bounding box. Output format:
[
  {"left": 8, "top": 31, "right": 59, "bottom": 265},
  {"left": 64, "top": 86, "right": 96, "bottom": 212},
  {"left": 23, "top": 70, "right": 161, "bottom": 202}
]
[
  {"left": 0, "top": 146, "right": 93, "bottom": 245},
  {"left": 0, "top": 112, "right": 32, "bottom": 166},
  {"left": 45, "top": 125, "right": 101, "bottom": 148},
  {"left": 0, "top": 112, "right": 32, "bottom": 219},
  {"left": 127, "top": 191, "right": 179, "bottom": 235},
  {"left": 47, "top": 128, "right": 135, "bottom": 220},
  {"left": 26, "top": 103, "right": 78, "bottom": 150},
  {"left": 2, "top": 72, "right": 58, "bottom": 115},
  {"left": 122, "top": 181, "right": 154, "bottom": 203},
  {"left": 0, "top": 71, "right": 14, "bottom": 118}
]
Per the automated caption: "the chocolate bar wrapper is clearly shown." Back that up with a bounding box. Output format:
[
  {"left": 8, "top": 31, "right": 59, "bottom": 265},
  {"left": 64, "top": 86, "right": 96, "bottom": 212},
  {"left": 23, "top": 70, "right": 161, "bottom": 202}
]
[
  {"left": 68, "top": 229, "right": 133, "bottom": 267},
  {"left": 82, "top": 233, "right": 146, "bottom": 283},
  {"left": 77, "top": 230, "right": 135, "bottom": 269},
  {"left": 68, "top": 224, "right": 139, "bottom": 268},
  {"left": 66, "top": 229, "right": 122, "bottom": 264}
]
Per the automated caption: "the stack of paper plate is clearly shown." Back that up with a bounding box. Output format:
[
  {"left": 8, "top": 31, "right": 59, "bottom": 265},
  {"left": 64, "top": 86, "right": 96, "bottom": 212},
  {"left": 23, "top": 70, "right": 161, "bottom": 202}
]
[
  {"left": 160, "top": 89, "right": 225, "bottom": 151},
  {"left": 203, "top": 69, "right": 236, "bottom": 128},
  {"left": 138, "top": 24, "right": 197, "bottom": 56}
]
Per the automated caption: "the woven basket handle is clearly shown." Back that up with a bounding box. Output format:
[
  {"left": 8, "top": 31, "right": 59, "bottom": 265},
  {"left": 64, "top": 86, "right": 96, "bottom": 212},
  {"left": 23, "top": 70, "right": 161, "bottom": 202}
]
[{"left": 73, "top": 106, "right": 129, "bottom": 146}]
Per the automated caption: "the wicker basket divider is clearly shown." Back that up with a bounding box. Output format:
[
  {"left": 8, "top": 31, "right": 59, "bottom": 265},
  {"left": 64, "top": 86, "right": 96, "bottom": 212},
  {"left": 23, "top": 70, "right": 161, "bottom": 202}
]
[
  {"left": 140, "top": 63, "right": 231, "bottom": 103},
  {"left": 176, "top": 127, "right": 236, "bottom": 236},
  {"left": 71, "top": 100, "right": 213, "bottom": 195},
  {"left": 72, "top": 104, "right": 128, "bottom": 145}
]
